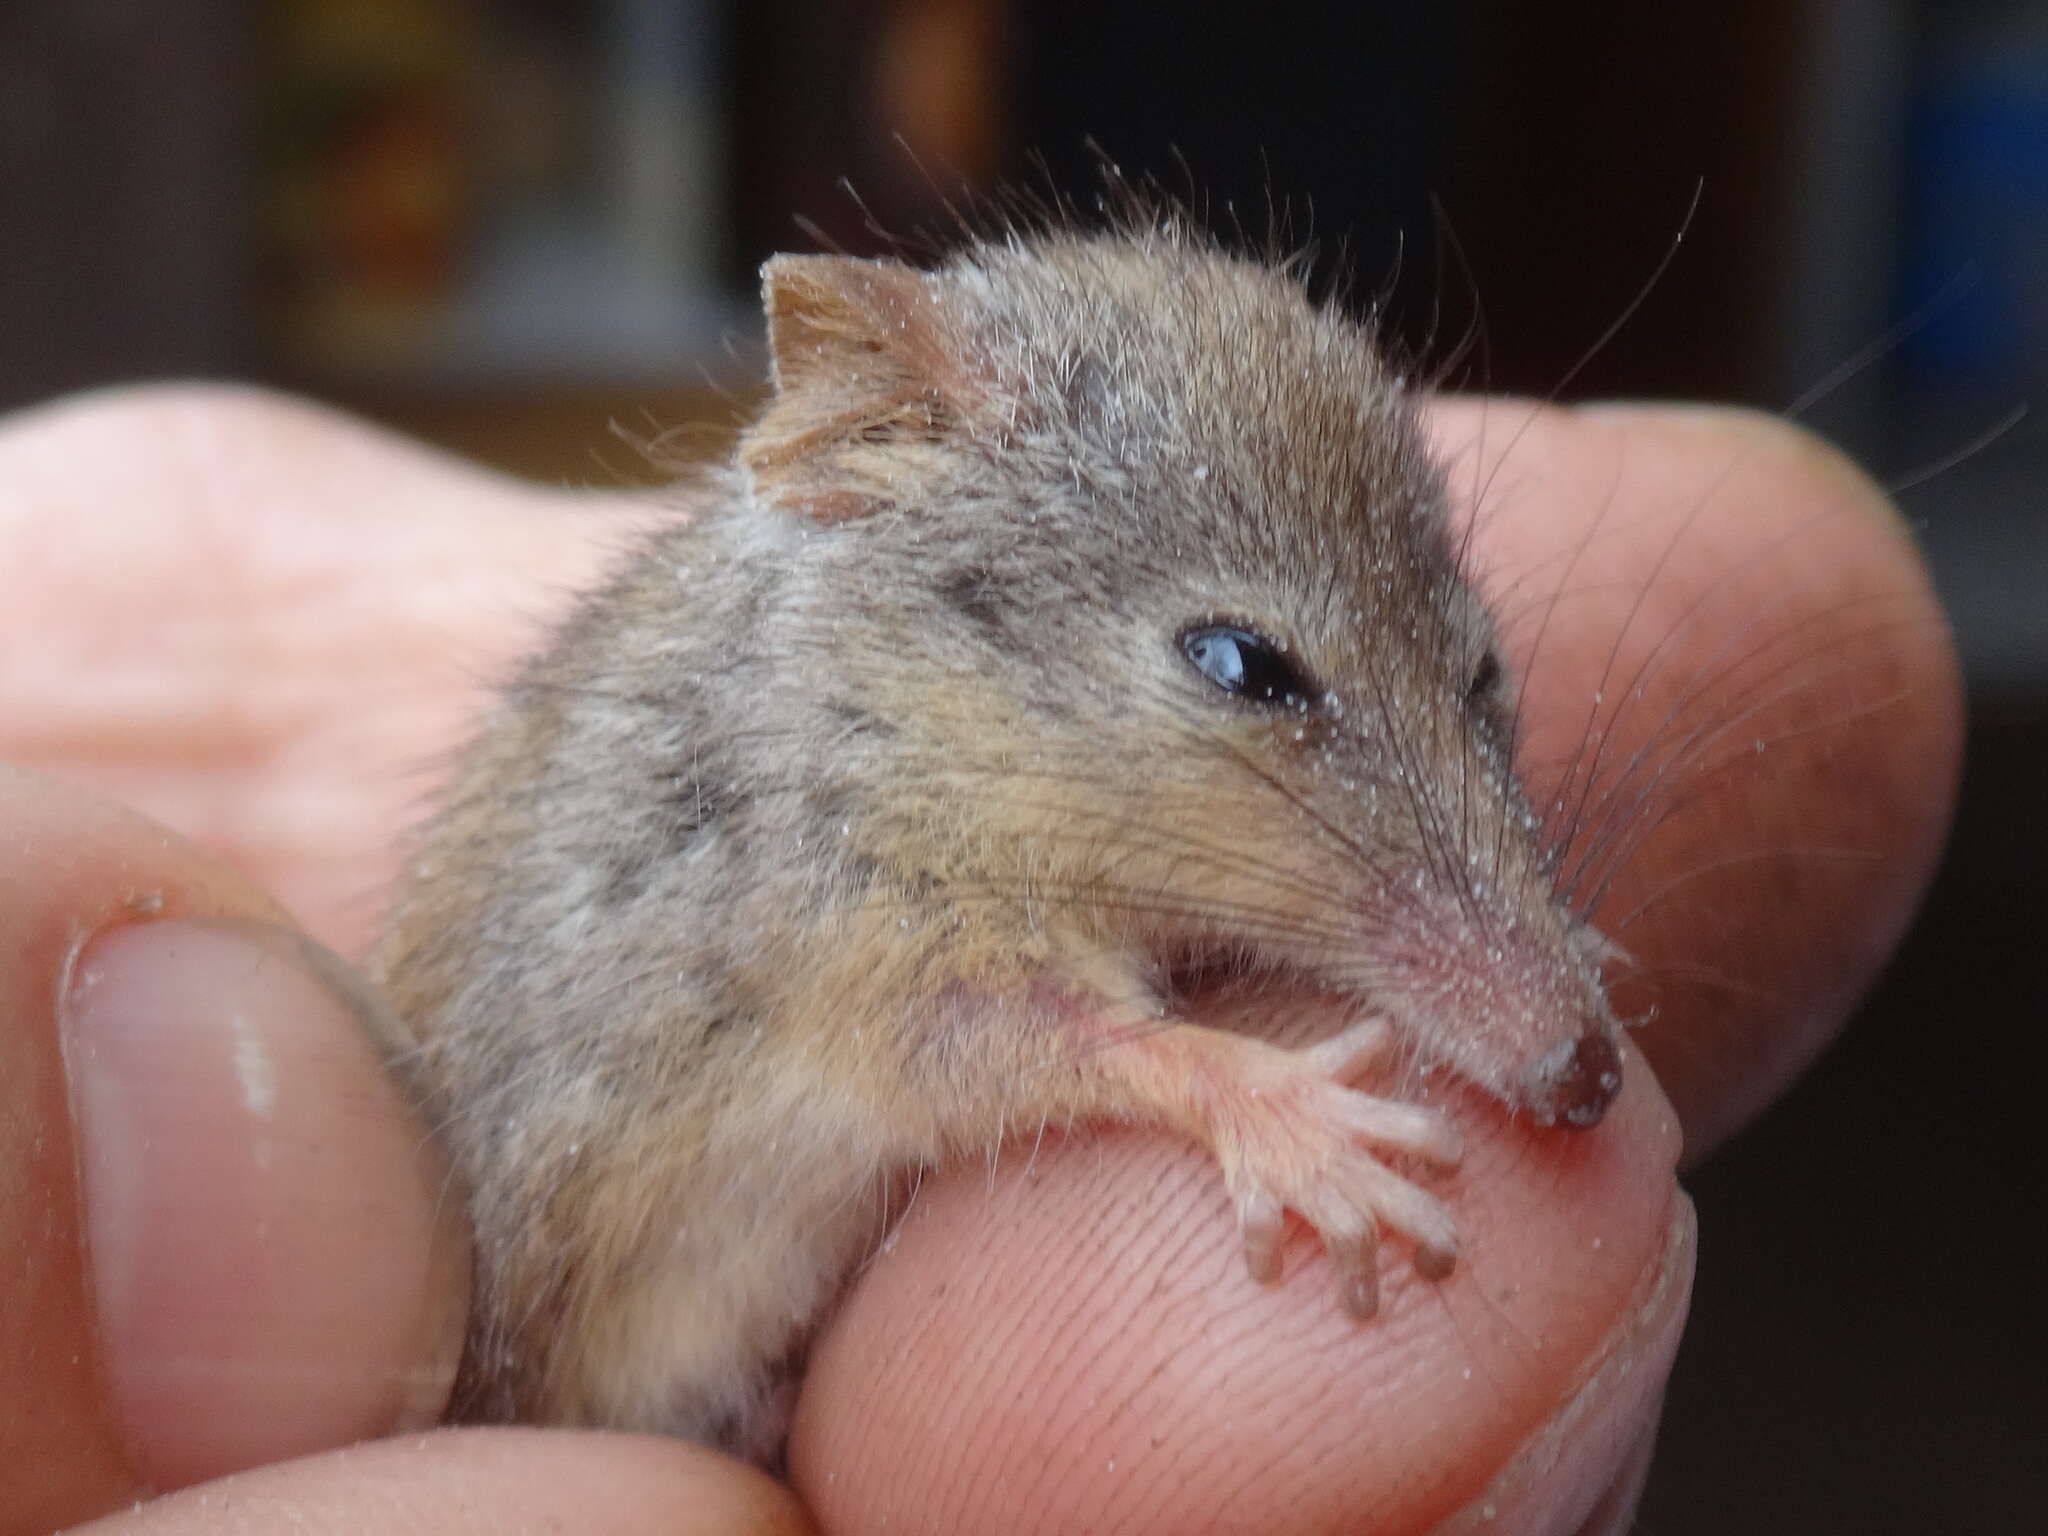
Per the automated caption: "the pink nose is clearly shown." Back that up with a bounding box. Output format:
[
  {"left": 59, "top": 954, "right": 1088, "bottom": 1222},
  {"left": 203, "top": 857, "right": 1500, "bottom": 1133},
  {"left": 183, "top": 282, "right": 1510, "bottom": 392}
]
[{"left": 1530, "top": 1030, "right": 1623, "bottom": 1128}]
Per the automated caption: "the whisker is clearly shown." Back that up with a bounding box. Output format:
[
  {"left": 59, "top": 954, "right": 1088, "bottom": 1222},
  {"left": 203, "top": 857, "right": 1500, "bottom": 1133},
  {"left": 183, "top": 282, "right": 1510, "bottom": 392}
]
[
  {"left": 1604, "top": 842, "right": 1886, "bottom": 938},
  {"left": 1558, "top": 605, "right": 1932, "bottom": 913}
]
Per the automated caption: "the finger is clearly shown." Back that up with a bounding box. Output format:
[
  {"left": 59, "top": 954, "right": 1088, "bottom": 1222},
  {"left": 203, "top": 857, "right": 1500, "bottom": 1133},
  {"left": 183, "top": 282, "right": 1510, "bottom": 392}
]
[
  {"left": 1431, "top": 401, "right": 1962, "bottom": 1159},
  {"left": 0, "top": 384, "right": 657, "bottom": 958},
  {"left": 67, "top": 1430, "right": 813, "bottom": 1536},
  {"left": 792, "top": 400, "right": 1943, "bottom": 1533},
  {"left": 795, "top": 997, "right": 1689, "bottom": 1535},
  {"left": 0, "top": 767, "right": 467, "bottom": 1532}
]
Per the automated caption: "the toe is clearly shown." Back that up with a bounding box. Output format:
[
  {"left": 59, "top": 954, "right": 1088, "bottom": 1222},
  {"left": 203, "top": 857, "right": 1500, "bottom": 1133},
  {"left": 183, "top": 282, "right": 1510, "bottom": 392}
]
[
  {"left": 1337, "top": 1093, "right": 1464, "bottom": 1168},
  {"left": 1326, "top": 1222, "right": 1382, "bottom": 1320},
  {"left": 1342, "top": 1159, "right": 1460, "bottom": 1278},
  {"left": 1305, "top": 1017, "right": 1393, "bottom": 1081}
]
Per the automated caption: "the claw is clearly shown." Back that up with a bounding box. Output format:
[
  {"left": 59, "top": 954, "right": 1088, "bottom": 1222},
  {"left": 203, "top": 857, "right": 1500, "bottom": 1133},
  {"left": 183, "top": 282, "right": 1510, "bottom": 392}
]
[
  {"left": 1238, "top": 1188, "right": 1286, "bottom": 1284},
  {"left": 1413, "top": 1240, "right": 1458, "bottom": 1282},
  {"left": 1337, "top": 1095, "right": 1464, "bottom": 1168},
  {"left": 1327, "top": 1223, "right": 1382, "bottom": 1319}
]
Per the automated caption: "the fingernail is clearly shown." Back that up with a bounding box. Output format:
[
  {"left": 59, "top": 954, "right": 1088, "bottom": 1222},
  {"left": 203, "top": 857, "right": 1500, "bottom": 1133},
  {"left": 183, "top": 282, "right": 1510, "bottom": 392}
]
[{"left": 63, "top": 919, "right": 468, "bottom": 1492}]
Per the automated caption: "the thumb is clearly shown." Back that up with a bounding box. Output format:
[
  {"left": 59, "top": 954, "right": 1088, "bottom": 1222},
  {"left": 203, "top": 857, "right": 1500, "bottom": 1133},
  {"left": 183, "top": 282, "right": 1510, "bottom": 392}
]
[{"left": 0, "top": 766, "right": 467, "bottom": 1531}]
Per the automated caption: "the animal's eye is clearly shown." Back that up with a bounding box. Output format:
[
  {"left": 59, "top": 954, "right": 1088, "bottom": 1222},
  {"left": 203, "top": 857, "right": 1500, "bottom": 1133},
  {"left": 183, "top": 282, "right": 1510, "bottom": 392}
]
[
  {"left": 1181, "top": 625, "right": 1313, "bottom": 706},
  {"left": 1467, "top": 648, "right": 1503, "bottom": 703}
]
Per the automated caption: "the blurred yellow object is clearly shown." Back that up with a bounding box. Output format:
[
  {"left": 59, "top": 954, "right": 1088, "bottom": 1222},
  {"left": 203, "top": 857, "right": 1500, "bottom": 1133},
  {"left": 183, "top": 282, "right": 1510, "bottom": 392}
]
[{"left": 264, "top": 0, "right": 471, "bottom": 369}]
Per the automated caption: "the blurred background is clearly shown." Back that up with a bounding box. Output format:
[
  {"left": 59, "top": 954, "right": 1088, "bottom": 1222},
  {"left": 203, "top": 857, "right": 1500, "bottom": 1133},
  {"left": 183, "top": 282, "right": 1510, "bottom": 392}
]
[{"left": 2, "top": 2, "right": 2043, "bottom": 1529}]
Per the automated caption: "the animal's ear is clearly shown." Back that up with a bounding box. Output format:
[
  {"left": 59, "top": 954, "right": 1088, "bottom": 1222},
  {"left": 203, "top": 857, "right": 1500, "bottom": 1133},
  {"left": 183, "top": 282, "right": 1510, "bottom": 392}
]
[{"left": 740, "top": 255, "right": 969, "bottom": 524}]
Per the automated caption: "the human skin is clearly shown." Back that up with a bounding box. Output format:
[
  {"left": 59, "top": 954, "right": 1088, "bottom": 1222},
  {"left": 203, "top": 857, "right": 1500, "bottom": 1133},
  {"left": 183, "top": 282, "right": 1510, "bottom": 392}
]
[{"left": 0, "top": 385, "right": 1960, "bottom": 1534}]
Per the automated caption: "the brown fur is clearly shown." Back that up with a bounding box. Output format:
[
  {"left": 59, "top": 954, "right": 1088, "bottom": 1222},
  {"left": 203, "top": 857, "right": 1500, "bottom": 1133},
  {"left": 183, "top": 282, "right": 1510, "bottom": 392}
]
[{"left": 374, "top": 226, "right": 1620, "bottom": 1460}]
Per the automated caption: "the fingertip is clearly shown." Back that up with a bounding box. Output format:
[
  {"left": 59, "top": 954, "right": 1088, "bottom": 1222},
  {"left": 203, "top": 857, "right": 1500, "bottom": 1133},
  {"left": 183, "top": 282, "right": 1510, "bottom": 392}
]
[
  {"left": 1432, "top": 1197, "right": 1692, "bottom": 1536},
  {"left": 793, "top": 1012, "right": 1687, "bottom": 1535}
]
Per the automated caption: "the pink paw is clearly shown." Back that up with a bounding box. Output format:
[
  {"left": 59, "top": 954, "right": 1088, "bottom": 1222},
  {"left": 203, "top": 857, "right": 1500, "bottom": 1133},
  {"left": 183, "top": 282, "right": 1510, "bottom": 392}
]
[{"left": 1215, "top": 1019, "right": 1461, "bottom": 1318}]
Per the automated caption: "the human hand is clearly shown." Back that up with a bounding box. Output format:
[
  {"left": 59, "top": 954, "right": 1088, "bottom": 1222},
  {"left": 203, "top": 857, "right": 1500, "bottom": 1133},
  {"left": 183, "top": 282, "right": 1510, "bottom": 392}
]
[{"left": 0, "top": 384, "right": 1959, "bottom": 1533}]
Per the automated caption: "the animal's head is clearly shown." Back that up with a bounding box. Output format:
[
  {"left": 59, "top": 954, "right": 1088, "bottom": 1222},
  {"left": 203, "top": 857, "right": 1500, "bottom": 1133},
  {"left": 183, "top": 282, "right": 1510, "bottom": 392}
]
[{"left": 740, "top": 230, "right": 1620, "bottom": 1126}]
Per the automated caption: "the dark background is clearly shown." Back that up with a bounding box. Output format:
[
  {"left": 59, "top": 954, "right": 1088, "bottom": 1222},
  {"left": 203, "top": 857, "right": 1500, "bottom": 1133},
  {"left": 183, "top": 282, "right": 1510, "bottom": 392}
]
[{"left": 4, "top": 3, "right": 2044, "bottom": 1529}]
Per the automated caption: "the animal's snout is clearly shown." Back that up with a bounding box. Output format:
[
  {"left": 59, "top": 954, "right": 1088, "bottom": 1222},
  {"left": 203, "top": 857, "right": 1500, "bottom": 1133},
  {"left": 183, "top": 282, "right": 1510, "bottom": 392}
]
[{"left": 1528, "top": 1029, "right": 1623, "bottom": 1128}]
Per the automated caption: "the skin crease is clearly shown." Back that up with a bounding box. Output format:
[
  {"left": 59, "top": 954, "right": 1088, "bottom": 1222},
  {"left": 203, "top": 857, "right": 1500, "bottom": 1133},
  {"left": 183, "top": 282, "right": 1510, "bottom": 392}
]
[{"left": 0, "top": 382, "right": 1958, "bottom": 1534}]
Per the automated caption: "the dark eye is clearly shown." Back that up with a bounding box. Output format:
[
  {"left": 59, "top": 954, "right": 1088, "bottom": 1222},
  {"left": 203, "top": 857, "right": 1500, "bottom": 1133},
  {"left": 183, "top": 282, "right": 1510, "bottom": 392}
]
[
  {"left": 1181, "top": 625, "right": 1313, "bottom": 706},
  {"left": 1467, "top": 648, "right": 1503, "bottom": 703}
]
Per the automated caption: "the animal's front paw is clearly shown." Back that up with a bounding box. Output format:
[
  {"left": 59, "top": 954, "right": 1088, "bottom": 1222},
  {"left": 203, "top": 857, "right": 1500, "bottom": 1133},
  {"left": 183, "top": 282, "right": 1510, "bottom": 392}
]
[{"left": 1206, "top": 1018, "right": 1462, "bottom": 1318}]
